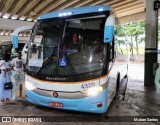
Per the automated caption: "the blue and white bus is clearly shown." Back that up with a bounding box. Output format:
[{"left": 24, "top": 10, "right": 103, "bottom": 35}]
[{"left": 12, "top": 5, "right": 128, "bottom": 113}]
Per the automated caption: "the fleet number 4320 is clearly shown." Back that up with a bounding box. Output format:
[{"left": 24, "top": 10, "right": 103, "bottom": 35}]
[{"left": 81, "top": 82, "right": 95, "bottom": 89}]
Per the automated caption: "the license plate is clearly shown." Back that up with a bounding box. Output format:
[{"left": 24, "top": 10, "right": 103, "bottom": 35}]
[{"left": 49, "top": 102, "right": 63, "bottom": 107}]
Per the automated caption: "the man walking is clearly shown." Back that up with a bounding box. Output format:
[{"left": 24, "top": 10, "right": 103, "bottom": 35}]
[{"left": 11, "top": 52, "right": 25, "bottom": 98}]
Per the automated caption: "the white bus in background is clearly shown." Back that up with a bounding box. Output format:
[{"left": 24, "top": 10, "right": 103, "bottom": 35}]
[{"left": 0, "top": 41, "right": 26, "bottom": 59}]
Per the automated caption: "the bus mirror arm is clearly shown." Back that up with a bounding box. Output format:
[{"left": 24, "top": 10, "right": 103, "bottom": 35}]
[
  {"left": 109, "top": 44, "right": 115, "bottom": 62},
  {"left": 12, "top": 26, "right": 33, "bottom": 48}
]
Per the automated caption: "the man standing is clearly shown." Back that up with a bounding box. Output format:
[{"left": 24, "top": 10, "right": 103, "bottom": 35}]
[{"left": 11, "top": 52, "right": 25, "bottom": 98}]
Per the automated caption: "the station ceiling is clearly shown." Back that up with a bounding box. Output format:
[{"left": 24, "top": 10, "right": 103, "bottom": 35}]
[{"left": 0, "top": 0, "right": 146, "bottom": 38}]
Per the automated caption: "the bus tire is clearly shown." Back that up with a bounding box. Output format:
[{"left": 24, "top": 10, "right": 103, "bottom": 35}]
[
  {"left": 116, "top": 73, "right": 120, "bottom": 91},
  {"left": 124, "top": 74, "right": 128, "bottom": 78}
]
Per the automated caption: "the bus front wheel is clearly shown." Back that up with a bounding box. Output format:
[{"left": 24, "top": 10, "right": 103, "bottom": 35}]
[{"left": 116, "top": 73, "right": 120, "bottom": 91}]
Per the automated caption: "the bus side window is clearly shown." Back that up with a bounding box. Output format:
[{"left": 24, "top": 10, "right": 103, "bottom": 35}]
[{"left": 110, "top": 38, "right": 115, "bottom": 62}]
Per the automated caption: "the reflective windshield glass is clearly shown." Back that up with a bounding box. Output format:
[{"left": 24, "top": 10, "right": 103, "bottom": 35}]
[
  {"left": 27, "top": 16, "right": 108, "bottom": 81},
  {"left": 63, "top": 28, "right": 104, "bottom": 77},
  {"left": 27, "top": 19, "right": 63, "bottom": 74}
]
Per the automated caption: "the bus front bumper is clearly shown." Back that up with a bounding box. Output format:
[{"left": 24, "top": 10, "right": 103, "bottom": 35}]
[{"left": 26, "top": 87, "right": 108, "bottom": 113}]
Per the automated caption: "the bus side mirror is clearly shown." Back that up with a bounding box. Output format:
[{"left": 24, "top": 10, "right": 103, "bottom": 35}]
[
  {"left": 12, "top": 35, "right": 18, "bottom": 48},
  {"left": 104, "top": 15, "right": 115, "bottom": 43}
]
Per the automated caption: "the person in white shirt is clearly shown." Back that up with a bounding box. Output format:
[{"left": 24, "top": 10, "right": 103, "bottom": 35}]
[
  {"left": 155, "top": 66, "right": 160, "bottom": 90},
  {"left": 11, "top": 52, "right": 25, "bottom": 98}
]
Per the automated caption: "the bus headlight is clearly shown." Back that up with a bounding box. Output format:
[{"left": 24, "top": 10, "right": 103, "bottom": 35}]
[
  {"left": 86, "top": 86, "right": 103, "bottom": 96},
  {"left": 25, "top": 81, "right": 36, "bottom": 90}
]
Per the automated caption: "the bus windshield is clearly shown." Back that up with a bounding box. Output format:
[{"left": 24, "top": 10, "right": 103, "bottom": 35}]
[{"left": 26, "top": 16, "right": 109, "bottom": 82}]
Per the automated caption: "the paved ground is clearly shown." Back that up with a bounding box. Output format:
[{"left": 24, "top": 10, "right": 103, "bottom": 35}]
[{"left": 0, "top": 62, "right": 160, "bottom": 125}]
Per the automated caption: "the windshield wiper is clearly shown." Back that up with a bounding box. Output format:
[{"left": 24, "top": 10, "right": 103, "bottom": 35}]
[
  {"left": 35, "top": 43, "right": 58, "bottom": 77},
  {"left": 64, "top": 53, "right": 78, "bottom": 81}
]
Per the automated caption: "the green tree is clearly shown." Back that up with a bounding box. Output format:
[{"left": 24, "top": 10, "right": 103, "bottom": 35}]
[
  {"left": 123, "top": 21, "right": 145, "bottom": 62},
  {"left": 115, "top": 25, "right": 126, "bottom": 55},
  {"left": 115, "top": 21, "right": 145, "bottom": 61}
]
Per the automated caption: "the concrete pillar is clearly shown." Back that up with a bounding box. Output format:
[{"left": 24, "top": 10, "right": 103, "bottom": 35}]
[{"left": 145, "top": 0, "right": 158, "bottom": 86}]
